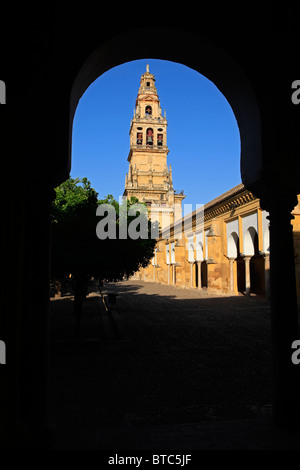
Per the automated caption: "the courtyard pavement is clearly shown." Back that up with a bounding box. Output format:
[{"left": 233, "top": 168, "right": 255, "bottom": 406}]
[{"left": 48, "top": 280, "right": 300, "bottom": 450}]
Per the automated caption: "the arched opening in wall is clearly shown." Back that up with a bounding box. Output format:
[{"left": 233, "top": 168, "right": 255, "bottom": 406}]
[
  {"left": 194, "top": 262, "right": 198, "bottom": 287},
  {"left": 201, "top": 260, "right": 208, "bottom": 288},
  {"left": 248, "top": 228, "right": 265, "bottom": 295},
  {"left": 48, "top": 30, "right": 268, "bottom": 437},
  {"left": 244, "top": 226, "right": 265, "bottom": 295},
  {"left": 227, "top": 231, "right": 242, "bottom": 294},
  {"left": 237, "top": 256, "right": 246, "bottom": 293},
  {"left": 227, "top": 231, "right": 239, "bottom": 259},
  {"left": 146, "top": 128, "right": 153, "bottom": 146},
  {"left": 250, "top": 255, "right": 265, "bottom": 295}
]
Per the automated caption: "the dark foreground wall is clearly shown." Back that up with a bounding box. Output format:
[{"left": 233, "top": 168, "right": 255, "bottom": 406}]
[{"left": 1, "top": 2, "right": 300, "bottom": 448}]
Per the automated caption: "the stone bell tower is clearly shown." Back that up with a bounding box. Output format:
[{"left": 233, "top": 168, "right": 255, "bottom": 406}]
[{"left": 123, "top": 64, "right": 185, "bottom": 230}]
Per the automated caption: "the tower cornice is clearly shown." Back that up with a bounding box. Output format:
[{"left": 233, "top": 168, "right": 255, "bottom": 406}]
[
  {"left": 136, "top": 94, "right": 159, "bottom": 103},
  {"left": 127, "top": 145, "right": 169, "bottom": 162}
]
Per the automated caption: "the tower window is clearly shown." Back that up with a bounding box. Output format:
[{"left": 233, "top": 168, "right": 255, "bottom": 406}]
[
  {"left": 146, "top": 128, "right": 153, "bottom": 146},
  {"left": 136, "top": 132, "right": 143, "bottom": 145},
  {"left": 146, "top": 82, "right": 150, "bottom": 87},
  {"left": 145, "top": 105, "right": 152, "bottom": 115},
  {"left": 157, "top": 134, "right": 163, "bottom": 146}
]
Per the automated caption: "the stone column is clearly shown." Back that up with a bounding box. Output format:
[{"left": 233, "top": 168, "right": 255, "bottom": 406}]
[
  {"left": 263, "top": 253, "right": 270, "bottom": 300},
  {"left": 228, "top": 257, "right": 235, "bottom": 294},
  {"left": 189, "top": 262, "right": 194, "bottom": 287},
  {"left": 244, "top": 255, "right": 251, "bottom": 296},
  {"left": 172, "top": 264, "right": 176, "bottom": 285},
  {"left": 167, "top": 264, "right": 171, "bottom": 285},
  {"left": 197, "top": 261, "right": 202, "bottom": 289},
  {"left": 267, "top": 200, "right": 300, "bottom": 426}
]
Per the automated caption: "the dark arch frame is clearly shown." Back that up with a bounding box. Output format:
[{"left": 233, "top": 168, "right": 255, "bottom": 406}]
[
  {"left": 2, "top": 11, "right": 300, "bottom": 448},
  {"left": 68, "top": 27, "right": 262, "bottom": 192}
]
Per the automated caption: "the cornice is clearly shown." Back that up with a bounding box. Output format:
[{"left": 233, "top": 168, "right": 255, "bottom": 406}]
[
  {"left": 158, "top": 185, "right": 258, "bottom": 240},
  {"left": 202, "top": 190, "right": 257, "bottom": 224}
]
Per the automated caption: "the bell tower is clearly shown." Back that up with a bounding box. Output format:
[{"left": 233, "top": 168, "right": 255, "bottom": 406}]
[{"left": 123, "top": 64, "right": 185, "bottom": 230}]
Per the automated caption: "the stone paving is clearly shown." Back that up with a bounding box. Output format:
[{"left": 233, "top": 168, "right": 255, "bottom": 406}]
[{"left": 48, "top": 280, "right": 300, "bottom": 450}]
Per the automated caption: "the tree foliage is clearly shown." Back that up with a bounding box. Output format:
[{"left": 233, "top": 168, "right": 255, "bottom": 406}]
[{"left": 50, "top": 177, "right": 156, "bottom": 283}]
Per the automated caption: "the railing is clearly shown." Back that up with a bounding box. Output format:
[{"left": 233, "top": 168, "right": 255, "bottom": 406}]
[
  {"left": 132, "top": 116, "right": 167, "bottom": 123},
  {"left": 131, "top": 143, "right": 168, "bottom": 151}
]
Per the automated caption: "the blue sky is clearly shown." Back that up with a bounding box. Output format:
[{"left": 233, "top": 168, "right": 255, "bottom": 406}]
[{"left": 71, "top": 59, "right": 241, "bottom": 211}]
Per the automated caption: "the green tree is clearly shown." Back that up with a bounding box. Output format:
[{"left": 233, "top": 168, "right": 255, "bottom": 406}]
[{"left": 51, "top": 177, "right": 156, "bottom": 331}]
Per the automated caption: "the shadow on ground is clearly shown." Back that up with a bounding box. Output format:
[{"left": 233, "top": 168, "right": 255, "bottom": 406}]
[{"left": 47, "top": 280, "right": 300, "bottom": 449}]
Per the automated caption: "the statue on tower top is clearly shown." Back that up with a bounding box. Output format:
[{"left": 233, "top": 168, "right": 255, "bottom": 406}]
[{"left": 146, "top": 64, "right": 149, "bottom": 73}]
